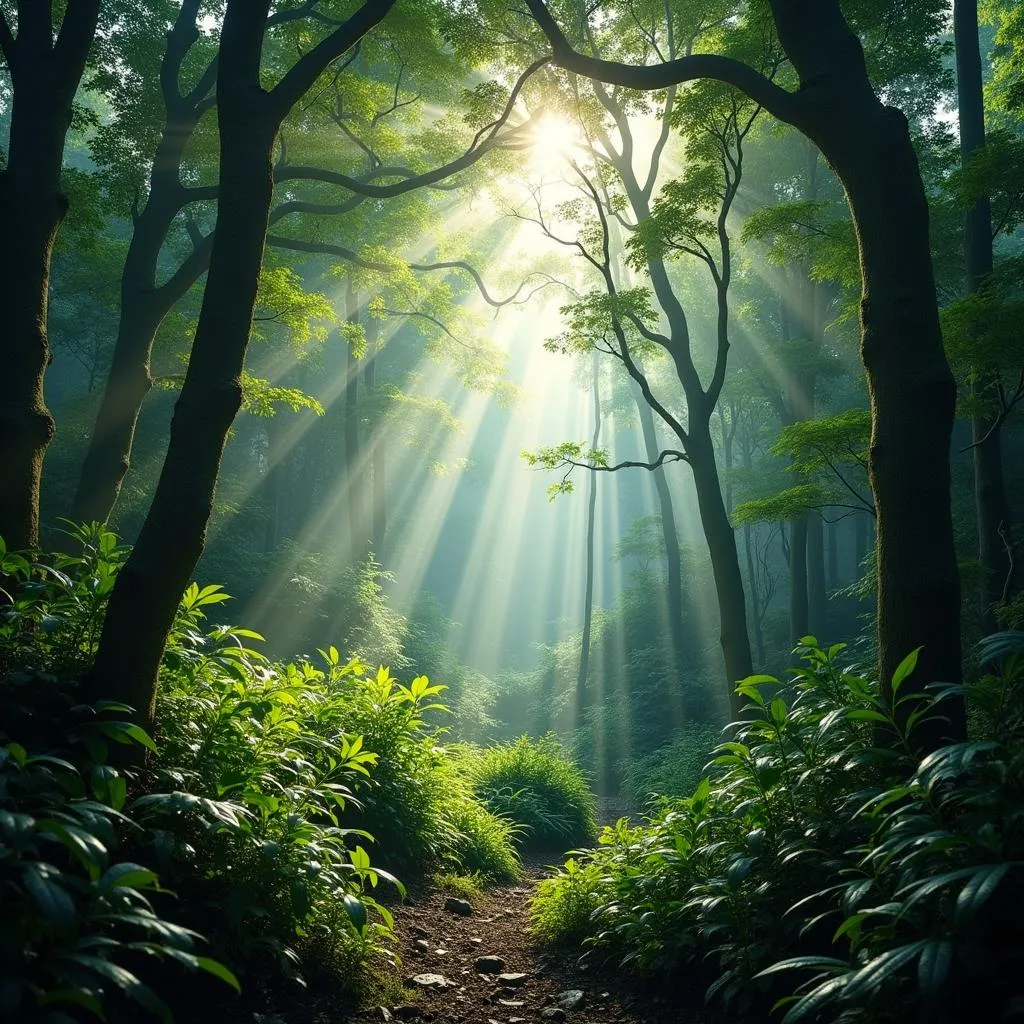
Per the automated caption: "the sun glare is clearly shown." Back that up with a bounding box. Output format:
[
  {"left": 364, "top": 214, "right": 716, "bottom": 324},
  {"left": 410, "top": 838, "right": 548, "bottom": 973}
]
[{"left": 528, "top": 113, "right": 581, "bottom": 177}]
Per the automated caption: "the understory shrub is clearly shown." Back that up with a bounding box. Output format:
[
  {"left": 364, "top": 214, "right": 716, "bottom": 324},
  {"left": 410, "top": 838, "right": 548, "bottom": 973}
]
[
  {"left": 531, "top": 640, "right": 1024, "bottom": 1023},
  {"left": 469, "top": 734, "right": 597, "bottom": 850},
  {"left": 619, "top": 722, "right": 722, "bottom": 806},
  {"left": 0, "top": 526, "right": 522, "bottom": 1018}
]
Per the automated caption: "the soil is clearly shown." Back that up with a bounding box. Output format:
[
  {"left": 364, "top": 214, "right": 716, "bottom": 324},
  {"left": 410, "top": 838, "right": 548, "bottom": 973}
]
[{"left": 348, "top": 863, "right": 744, "bottom": 1024}]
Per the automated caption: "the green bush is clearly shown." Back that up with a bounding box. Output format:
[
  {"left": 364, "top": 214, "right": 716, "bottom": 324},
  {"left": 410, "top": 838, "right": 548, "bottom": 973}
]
[
  {"left": 470, "top": 734, "right": 597, "bottom": 850},
  {"left": 0, "top": 687, "right": 238, "bottom": 1022},
  {"left": 619, "top": 722, "right": 722, "bottom": 806},
  {"left": 531, "top": 640, "right": 1024, "bottom": 1022},
  {"left": 1, "top": 526, "right": 522, "bottom": 1018}
]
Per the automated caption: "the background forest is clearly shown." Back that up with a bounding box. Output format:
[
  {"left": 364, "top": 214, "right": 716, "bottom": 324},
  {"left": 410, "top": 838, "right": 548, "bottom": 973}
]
[{"left": 2, "top": 1, "right": 1023, "bottom": 1022}]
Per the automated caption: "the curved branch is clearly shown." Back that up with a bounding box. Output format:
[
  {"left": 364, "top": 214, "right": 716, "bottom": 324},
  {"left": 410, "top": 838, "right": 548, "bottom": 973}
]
[
  {"left": 523, "top": 0, "right": 804, "bottom": 128},
  {"left": 553, "top": 449, "right": 691, "bottom": 475}
]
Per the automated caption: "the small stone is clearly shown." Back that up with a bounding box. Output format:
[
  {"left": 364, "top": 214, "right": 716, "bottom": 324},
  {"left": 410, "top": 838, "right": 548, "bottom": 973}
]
[
  {"left": 406, "top": 973, "right": 455, "bottom": 990},
  {"left": 496, "top": 973, "right": 528, "bottom": 988},
  {"left": 390, "top": 1008, "right": 423, "bottom": 1021},
  {"left": 541, "top": 1010, "right": 567, "bottom": 1022},
  {"left": 468, "top": 937, "right": 483, "bottom": 946},
  {"left": 410, "top": 924, "right": 431, "bottom": 938},
  {"left": 555, "top": 990, "right": 586, "bottom": 1011},
  {"left": 444, "top": 897, "right": 473, "bottom": 916},
  {"left": 379, "top": 1010, "right": 393, "bottom": 1023},
  {"left": 498, "top": 999, "right": 525, "bottom": 1007},
  {"left": 433, "top": 948, "right": 448, "bottom": 956},
  {"left": 474, "top": 955, "right": 506, "bottom": 974},
  {"left": 413, "top": 939, "right": 430, "bottom": 954}
]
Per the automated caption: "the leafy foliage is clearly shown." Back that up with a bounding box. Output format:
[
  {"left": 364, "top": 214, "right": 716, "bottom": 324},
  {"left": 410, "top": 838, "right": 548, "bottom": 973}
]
[
  {"left": 468, "top": 735, "right": 598, "bottom": 850},
  {"left": 532, "top": 641, "right": 1024, "bottom": 1021}
]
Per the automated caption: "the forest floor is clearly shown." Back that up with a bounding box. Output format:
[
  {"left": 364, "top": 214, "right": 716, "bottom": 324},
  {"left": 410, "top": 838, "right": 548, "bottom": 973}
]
[{"left": 245, "top": 801, "right": 755, "bottom": 1024}]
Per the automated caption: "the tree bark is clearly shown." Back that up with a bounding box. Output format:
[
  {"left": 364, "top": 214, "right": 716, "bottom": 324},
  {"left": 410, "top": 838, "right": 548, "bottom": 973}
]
[
  {"left": 633, "top": 382, "right": 687, "bottom": 676},
  {"left": 72, "top": 4, "right": 215, "bottom": 525},
  {"left": 0, "top": 1, "right": 100, "bottom": 548},
  {"left": 789, "top": 514, "right": 809, "bottom": 642},
  {"left": 89, "top": 0, "right": 397, "bottom": 722},
  {"left": 688, "top": 426, "right": 749, "bottom": 718},
  {"left": 954, "top": 0, "right": 1017, "bottom": 628},
  {"left": 743, "top": 523, "right": 766, "bottom": 665},
  {"left": 576, "top": 353, "right": 602, "bottom": 724}
]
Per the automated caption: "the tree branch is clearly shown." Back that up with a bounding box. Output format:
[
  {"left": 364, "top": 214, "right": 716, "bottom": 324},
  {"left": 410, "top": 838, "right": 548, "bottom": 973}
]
[
  {"left": 523, "top": 0, "right": 804, "bottom": 128},
  {"left": 269, "top": 0, "right": 398, "bottom": 121}
]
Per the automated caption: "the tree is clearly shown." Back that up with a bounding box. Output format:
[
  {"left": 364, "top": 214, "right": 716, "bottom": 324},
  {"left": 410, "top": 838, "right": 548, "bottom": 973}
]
[
  {"left": 0, "top": 0, "right": 100, "bottom": 548},
  {"left": 88, "top": 0, "right": 401, "bottom": 724},
  {"left": 73, "top": 0, "right": 540, "bottom": 526},
  {"left": 523, "top": 0, "right": 966, "bottom": 743},
  {"left": 953, "top": 0, "right": 1020, "bottom": 626}
]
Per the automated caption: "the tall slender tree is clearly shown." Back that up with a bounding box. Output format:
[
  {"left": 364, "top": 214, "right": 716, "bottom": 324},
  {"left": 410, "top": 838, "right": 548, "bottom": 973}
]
[{"left": 0, "top": 0, "right": 100, "bottom": 548}]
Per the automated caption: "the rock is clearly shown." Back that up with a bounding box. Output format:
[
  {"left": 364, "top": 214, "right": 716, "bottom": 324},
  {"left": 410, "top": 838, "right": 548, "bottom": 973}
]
[
  {"left": 390, "top": 1007, "right": 424, "bottom": 1021},
  {"left": 541, "top": 1010, "right": 567, "bottom": 1022},
  {"left": 379, "top": 1010, "right": 393, "bottom": 1023},
  {"left": 554, "top": 990, "right": 586, "bottom": 1011},
  {"left": 468, "top": 937, "right": 483, "bottom": 946},
  {"left": 413, "top": 939, "right": 430, "bottom": 954},
  {"left": 497, "top": 999, "right": 525, "bottom": 1007},
  {"left": 496, "top": 973, "right": 528, "bottom": 988},
  {"left": 433, "top": 948, "right": 448, "bottom": 956},
  {"left": 444, "top": 897, "right": 473, "bottom": 916},
  {"left": 474, "top": 955, "right": 506, "bottom": 974},
  {"left": 405, "top": 973, "right": 455, "bottom": 990}
]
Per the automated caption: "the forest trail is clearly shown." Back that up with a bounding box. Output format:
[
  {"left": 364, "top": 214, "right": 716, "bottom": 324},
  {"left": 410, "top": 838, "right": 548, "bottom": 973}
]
[{"left": 359, "top": 863, "right": 736, "bottom": 1024}]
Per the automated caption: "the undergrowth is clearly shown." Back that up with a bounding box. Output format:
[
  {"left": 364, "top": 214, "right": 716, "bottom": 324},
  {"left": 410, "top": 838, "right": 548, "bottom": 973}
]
[
  {"left": 468, "top": 734, "right": 598, "bottom": 850},
  {"left": 532, "top": 639, "right": 1024, "bottom": 1023},
  {"left": 0, "top": 526, "right": 592, "bottom": 1020}
]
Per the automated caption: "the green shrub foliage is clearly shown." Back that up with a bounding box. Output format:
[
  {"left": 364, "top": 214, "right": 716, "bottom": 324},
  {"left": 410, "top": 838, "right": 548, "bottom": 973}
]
[
  {"left": 470, "top": 734, "right": 598, "bottom": 850},
  {"left": 0, "top": 528, "right": 529, "bottom": 1018},
  {"left": 531, "top": 640, "right": 1024, "bottom": 1022}
]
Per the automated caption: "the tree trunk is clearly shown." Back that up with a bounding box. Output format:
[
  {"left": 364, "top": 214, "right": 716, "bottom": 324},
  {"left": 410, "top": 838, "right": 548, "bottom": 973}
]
[
  {"left": 789, "top": 514, "right": 809, "bottom": 642},
  {"left": 759, "top": 0, "right": 965, "bottom": 741},
  {"left": 0, "top": 2, "right": 100, "bottom": 548},
  {"left": 744, "top": 523, "right": 766, "bottom": 665},
  {"left": 363, "top": 314, "right": 387, "bottom": 556},
  {"left": 89, "top": 2, "right": 281, "bottom": 723},
  {"left": 73, "top": 4, "right": 214, "bottom": 525},
  {"left": 344, "top": 282, "right": 368, "bottom": 559},
  {"left": 72, "top": 201, "right": 189, "bottom": 525},
  {"left": 576, "top": 354, "right": 602, "bottom": 724},
  {"left": 807, "top": 513, "right": 827, "bottom": 639},
  {"left": 633, "top": 382, "right": 687, "bottom": 675},
  {"left": 688, "top": 426, "right": 749, "bottom": 718},
  {"left": 954, "top": 0, "right": 1017, "bottom": 627},
  {"left": 827, "top": 518, "right": 839, "bottom": 591}
]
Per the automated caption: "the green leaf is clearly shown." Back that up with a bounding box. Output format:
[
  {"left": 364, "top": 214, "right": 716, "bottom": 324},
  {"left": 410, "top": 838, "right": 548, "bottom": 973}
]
[
  {"left": 195, "top": 957, "right": 241, "bottom": 993},
  {"left": 917, "top": 940, "right": 952, "bottom": 1000},
  {"left": 343, "top": 893, "right": 368, "bottom": 929},
  {"left": 890, "top": 647, "right": 922, "bottom": 694},
  {"left": 954, "top": 863, "right": 1010, "bottom": 927}
]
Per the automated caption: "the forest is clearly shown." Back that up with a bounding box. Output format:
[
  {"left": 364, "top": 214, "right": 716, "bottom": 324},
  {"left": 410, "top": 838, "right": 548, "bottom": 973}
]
[{"left": 1, "top": 1, "right": 1023, "bottom": 1022}]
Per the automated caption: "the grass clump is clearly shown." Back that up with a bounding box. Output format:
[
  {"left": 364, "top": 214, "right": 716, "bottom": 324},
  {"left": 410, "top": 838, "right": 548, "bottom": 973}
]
[
  {"left": 433, "top": 870, "right": 485, "bottom": 902},
  {"left": 470, "top": 734, "right": 597, "bottom": 850}
]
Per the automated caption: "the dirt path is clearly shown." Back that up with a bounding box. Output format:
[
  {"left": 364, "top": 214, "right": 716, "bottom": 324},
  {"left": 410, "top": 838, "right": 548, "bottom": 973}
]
[{"left": 352, "top": 864, "right": 740, "bottom": 1024}]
